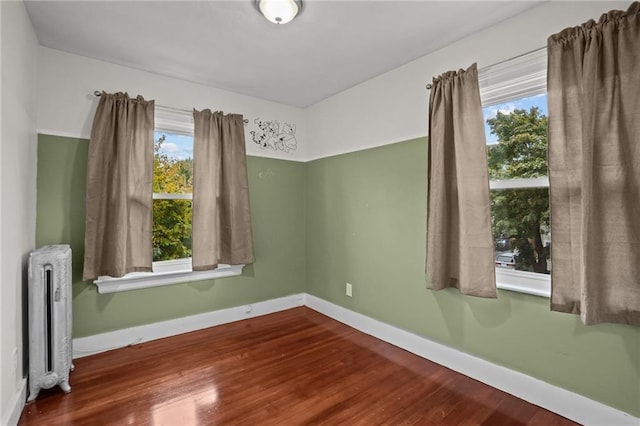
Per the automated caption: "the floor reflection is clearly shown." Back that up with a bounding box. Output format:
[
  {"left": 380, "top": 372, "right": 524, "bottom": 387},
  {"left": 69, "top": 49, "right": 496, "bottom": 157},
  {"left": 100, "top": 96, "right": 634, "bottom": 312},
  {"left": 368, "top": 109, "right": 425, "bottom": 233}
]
[{"left": 152, "top": 385, "right": 218, "bottom": 425}]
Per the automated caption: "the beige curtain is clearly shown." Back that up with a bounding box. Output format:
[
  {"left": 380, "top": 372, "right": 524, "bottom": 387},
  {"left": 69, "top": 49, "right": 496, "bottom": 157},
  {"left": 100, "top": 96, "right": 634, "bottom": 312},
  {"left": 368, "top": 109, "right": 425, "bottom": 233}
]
[
  {"left": 547, "top": 2, "right": 640, "bottom": 325},
  {"left": 427, "top": 64, "right": 496, "bottom": 298},
  {"left": 83, "top": 92, "right": 154, "bottom": 280},
  {"left": 192, "top": 109, "right": 254, "bottom": 271}
]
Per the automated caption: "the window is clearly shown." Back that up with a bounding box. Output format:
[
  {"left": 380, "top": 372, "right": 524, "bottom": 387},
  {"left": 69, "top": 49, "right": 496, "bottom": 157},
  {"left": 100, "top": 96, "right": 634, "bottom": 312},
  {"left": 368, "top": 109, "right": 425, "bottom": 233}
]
[
  {"left": 479, "top": 48, "right": 551, "bottom": 297},
  {"left": 94, "top": 106, "right": 244, "bottom": 293},
  {"left": 153, "top": 131, "right": 193, "bottom": 263}
]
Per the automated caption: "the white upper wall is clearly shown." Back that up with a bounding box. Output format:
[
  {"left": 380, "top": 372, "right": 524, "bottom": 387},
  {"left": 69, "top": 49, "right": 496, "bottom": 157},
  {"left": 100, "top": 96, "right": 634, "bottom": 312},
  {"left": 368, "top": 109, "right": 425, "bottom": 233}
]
[
  {"left": 36, "top": 2, "right": 629, "bottom": 163},
  {"left": 1, "top": 1, "right": 39, "bottom": 424},
  {"left": 305, "top": 1, "right": 628, "bottom": 161},
  {"left": 37, "top": 47, "right": 309, "bottom": 161}
]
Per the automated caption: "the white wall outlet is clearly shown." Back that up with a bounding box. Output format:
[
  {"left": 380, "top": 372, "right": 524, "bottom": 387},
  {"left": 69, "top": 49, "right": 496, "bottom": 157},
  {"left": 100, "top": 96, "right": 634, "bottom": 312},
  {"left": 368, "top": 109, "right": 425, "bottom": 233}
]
[{"left": 346, "top": 283, "right": 353, "bottom": 297}]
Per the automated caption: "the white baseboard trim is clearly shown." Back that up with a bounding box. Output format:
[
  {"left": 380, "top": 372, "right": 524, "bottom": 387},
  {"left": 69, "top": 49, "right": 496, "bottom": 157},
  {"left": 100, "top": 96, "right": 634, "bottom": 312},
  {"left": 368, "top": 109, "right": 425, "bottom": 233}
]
[
  {"left": 304, "top": 294, "right": 638, "bottom": 426},
  {"left": 3, "top": 378, "right": 27, "bottom": 426},
  {"left": 73, "top": 293, "right": 305, "bottom": 358},
  {"left": 71, "top": 292, "right": 637, "bottom": 425}
]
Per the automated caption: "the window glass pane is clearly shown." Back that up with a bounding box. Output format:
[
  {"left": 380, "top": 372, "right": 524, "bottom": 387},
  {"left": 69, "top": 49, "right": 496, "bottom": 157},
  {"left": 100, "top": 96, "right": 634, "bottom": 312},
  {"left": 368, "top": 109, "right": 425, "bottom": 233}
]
[
  {"left": 491, "top": 188, "right": 550, "bottom": 274},
  {"left": 483, "top": 94, "right": 548, "bottom": 180},
  {"left": 153, "top": 131, "right": 193, "bottom": 262},
  {"left": 152, "top": 199, "right": 192, "bottom": 262},
  {"left": 485, "top": 95, "right": 551, "bottom": 276},
  {"left": 154, "top": 132, "right": 193, "bottom": 194}
]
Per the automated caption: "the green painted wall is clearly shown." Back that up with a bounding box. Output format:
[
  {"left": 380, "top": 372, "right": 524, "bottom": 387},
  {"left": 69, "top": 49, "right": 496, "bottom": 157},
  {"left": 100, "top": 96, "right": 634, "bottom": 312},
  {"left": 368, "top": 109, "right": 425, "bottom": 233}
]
[
  {"left": 36, "top": 134, "right": 639, "bottom": 416},
  {"left": 36, "top": 134, "right": 306, "bottom": 338},
  {"left": 305, "top": 137, "right": 640, "bottom": 417}
]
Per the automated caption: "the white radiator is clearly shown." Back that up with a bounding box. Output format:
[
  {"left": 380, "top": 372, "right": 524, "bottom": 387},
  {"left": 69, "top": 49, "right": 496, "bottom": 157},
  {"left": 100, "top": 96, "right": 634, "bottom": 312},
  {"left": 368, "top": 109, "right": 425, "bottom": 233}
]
[{"left": 27, "top": 244, "right": 73, "bottom": 402}]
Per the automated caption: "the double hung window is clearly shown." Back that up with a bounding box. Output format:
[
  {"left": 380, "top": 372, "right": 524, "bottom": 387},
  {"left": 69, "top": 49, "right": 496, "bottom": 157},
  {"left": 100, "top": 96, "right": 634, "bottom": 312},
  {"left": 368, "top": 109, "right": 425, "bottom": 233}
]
[
  {"left": 152, "top": 108, "right": 195, "bottom": 273},
  {"left": 478, "top": 48, "right": 551, "bottom": 297},
  {"left": 94, "top": 107, "right": 243, "bottom": 293}
]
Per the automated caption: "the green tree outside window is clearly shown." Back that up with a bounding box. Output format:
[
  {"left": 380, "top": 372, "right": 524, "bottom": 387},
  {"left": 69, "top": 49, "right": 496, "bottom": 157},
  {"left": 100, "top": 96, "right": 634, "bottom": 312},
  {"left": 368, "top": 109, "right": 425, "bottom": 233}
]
[
  {"left": 486, "top": 106, "right": 550, "bottom": 274},
  {"left": 153, "top": 134, "right": 193, "bottom": 262}
]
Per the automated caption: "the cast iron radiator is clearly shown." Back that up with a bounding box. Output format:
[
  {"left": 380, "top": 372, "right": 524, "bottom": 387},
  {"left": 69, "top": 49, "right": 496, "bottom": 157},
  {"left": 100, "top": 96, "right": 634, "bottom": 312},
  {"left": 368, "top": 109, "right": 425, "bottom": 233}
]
[{"left": 27, "top": 244, "right": 73, "bottom": 402}]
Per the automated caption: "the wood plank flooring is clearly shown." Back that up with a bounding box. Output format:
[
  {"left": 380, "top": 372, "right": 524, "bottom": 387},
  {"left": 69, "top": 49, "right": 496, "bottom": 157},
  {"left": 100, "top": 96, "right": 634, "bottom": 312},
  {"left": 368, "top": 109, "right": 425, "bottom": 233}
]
[{"left": 19, "top": 307, "right": 577, "bottom": 425}]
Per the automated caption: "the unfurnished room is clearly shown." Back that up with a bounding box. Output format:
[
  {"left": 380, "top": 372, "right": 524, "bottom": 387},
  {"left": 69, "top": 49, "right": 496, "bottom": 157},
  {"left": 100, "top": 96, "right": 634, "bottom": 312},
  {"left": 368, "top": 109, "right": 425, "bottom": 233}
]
[{"left": 1, "top": 1, "right": 639, "bottom": 425}]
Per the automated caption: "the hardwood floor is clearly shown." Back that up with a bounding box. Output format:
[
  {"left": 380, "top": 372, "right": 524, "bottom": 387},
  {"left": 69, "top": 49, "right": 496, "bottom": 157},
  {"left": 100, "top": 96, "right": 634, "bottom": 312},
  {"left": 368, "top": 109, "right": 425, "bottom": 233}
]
[{"left": 19, "top": 307, "right": 577, "bottom": 425}]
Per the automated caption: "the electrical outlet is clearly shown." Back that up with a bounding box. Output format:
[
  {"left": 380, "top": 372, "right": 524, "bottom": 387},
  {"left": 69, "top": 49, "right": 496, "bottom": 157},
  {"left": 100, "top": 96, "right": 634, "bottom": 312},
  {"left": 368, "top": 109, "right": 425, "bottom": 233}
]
[{"left": 346, "top": 283, "right": 353, "bottom": 297}]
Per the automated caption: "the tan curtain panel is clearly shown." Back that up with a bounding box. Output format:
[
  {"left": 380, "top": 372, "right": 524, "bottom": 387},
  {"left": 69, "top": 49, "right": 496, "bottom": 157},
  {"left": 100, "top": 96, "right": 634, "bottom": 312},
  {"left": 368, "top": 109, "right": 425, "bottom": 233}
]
[
  {"left": 83, "top": 92, "right": 154, "bottom": 280},
  {"left": 426, "top": 64, "right": 496, "bottom": 298},
  {"left": 547, "top": 2, "right": 640, "bottom": 325},
  {"left": 192, "top": 109, "right": 254, "bottom": 271}
]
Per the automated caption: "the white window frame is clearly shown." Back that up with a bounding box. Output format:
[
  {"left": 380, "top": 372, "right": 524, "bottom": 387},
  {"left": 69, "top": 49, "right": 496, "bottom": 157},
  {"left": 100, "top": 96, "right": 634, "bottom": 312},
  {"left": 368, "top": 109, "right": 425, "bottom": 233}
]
[
  {"left": 94, "top": 106, "right": 245, "bottom": 293},
  {"left": 479, "top": 48, "right": 551, "bottom": 298}
]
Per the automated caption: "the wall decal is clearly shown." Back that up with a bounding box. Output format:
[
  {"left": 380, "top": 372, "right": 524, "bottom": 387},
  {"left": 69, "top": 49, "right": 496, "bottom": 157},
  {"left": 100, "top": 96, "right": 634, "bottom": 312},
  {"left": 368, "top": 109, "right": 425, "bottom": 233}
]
[{"left": 248, "top": 118, "right": 298, "bottom": 153}]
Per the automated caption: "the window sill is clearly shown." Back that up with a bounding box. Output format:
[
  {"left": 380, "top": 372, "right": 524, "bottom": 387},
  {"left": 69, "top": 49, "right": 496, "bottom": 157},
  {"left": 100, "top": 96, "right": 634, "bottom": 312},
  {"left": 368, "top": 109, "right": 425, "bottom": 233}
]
[
  {"left": 94, "top": 259, "right": 245, "bottom": 294},
  {"left": 495, "top": 268, "right": 550, "bottom": 298}
]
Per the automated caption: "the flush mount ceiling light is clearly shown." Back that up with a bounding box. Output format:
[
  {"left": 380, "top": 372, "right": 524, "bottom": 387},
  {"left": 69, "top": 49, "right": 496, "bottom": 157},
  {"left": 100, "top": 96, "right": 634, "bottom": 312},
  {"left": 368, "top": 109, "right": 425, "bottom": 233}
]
[{"left": 255, "top": 0, "right": 303, "bottom": 25}]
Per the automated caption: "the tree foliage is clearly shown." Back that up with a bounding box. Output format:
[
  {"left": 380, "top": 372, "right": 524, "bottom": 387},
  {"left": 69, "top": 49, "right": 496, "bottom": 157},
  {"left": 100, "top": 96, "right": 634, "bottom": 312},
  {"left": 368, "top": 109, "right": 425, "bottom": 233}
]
[
  {"left": 486, "top": 107, "right": 550, "bottom": 273},
  {"left": 152, "top": 134, "right": 193, "bottom": 261}
]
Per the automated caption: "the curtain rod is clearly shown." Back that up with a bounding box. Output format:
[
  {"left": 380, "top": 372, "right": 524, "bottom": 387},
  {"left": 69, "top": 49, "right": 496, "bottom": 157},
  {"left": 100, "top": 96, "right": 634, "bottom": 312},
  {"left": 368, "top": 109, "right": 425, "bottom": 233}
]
[
  {"left": 93, "top": 90, "right": 194, "bottom": 115},
  {"left": 425, "top": 46, "right": 546, "bottom": 90},
  {"left": 93, "top": 91, "right": 249, "bottom": 123}
]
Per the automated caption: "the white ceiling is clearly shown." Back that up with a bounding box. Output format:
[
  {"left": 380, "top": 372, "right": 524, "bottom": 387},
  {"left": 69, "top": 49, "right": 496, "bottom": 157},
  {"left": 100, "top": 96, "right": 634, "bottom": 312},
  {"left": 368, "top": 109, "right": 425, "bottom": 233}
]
[{"left": 24, "top": 1, "right": 541, "bottom": 108}]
